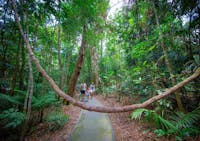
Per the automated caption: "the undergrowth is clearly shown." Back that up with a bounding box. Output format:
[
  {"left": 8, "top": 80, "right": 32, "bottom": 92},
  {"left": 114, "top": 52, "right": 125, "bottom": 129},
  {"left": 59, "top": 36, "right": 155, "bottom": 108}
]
[
  {"left": 131, "top": 107, "right": 200, "bottom": 140},
  {"left": 46, "top": 111, "right": 69, "bottom": 131}
]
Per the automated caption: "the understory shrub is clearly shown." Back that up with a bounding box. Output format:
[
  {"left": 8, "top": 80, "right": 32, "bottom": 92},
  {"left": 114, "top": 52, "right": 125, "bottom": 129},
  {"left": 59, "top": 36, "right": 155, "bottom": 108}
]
[
  {"left": 46, "top": 111, "right": 69, "bottom": 131},
  {"left": 0, "top": 108, "right": 25, "bottom": 128},
  {"left": 131, "top": 107, "right": 200, "bottom": 140}
]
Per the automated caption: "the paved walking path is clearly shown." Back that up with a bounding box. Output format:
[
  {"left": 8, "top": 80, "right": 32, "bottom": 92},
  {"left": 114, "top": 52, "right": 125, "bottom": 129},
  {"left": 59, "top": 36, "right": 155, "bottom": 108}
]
[{"left": 67, "top": 97, "right": 115, "bottom": 141}]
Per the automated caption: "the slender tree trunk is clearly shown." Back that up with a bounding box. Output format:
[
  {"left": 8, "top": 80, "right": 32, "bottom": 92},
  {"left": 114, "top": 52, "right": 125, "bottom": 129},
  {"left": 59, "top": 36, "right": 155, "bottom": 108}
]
[
  {"left": 20, "top": 11, "right": 34, "bottom": 140},
  {"left": 11, "top": 37, "right": 21, "bottom": 95},
  {"left": 21, "top": 53, "right": 34, "bottom": 141},
  {"left": 135, "top": 0, "right": 140, "bottom": 39},
  {"left": 64, "top": 38, "right": 75, "bottom": 89},
  {"left": 90, "top": 46, "right": 99, "bottom": 86},
  {"left": 0, "top": 1, "right": 8, "bottom": 80},
  {"left": 67, "top": 25, "right": 87, "bottom": 97},
  {"left": 19, "top": 41, "right": 26, "bottom": 90},
  {"left": 153, "top": 2, "right": 185, "bottom": 112},
  {"left": 188, "top": 11, "right": 193, "bottom": 59},
  {"left": 63, "top": 43, "right": 73, "bottom": 88},
  {"left": 99, "top": 38, "right": 104, "bottom": 86},
  {"left": 58, "top": 1, "right": 63, "bottom": 89},
  {"left": 0, "top": 31, "right": 7, "bottom": 79},
  {"left": 57, "top": 20, "right": 63, "bottom": 89}
]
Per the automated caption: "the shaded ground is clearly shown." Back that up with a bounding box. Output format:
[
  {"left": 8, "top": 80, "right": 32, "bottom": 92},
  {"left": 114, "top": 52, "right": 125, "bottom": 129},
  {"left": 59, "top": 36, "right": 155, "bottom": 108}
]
[
  {"left": 26, "top": 104, "right": 81, "bottom": 141},
  {"left": 96, "top": 95, "right": 200, "bottom": 141},
  {"left": 27, "top": 94, "right": 200, "bottom": 141},
  {"left": 27, "top": 95, "right": 161, "bottom": 141},
  {"left": 68, "top": 98, "right": 115, "bottom": 141},
  {"left": 96, "top": 95, "right": 165, "bottom": 141}
]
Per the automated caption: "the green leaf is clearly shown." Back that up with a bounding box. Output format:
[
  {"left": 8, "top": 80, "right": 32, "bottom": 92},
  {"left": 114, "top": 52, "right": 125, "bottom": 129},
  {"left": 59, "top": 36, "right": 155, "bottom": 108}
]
[
  {"left": 0, "top": 93, "right": 23, "bottom": 105},
  {"left": 0, "top": 108, "right": 25, "bottom": 128},
  {"left": 171, "top": 107, "right": 200, "bottom": 128},
  {"left": 128, "top": 18, "right": 134, "bottom": 25},
  {"left": 154, "top": 129, "right": 167, "bottom": 137},
  {"left": 148, "top": 45, "right": 156, "bottom": 51},
  {"left": 32, "top": 94, "right": 59, "bottom": 110},
  {"left": 46, "top": 112, "right": 69, "bottom": 131},
  {"left": 131, "top": 108, "right": 148, "bottom": 120}
]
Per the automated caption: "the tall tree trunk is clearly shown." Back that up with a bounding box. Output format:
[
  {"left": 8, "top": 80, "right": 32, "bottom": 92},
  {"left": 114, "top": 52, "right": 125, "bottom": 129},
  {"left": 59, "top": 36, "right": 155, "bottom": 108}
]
[
  {"left": 153, "top": 2, "right": 185, "bottom": 112},
  {"left": 0, "top": 1, "right": 8, "bottom": 80},
  {"left": 0, "top": 30, "right": 7, "bottom": 79},
  {"left": 19, "top": 40, "right": 26, "bottom": 90},
  {"left": 21, "top": 52, "right": 33, "bottom": 141},
  {"left": 57, "top": 1, "right": 63, "bottom": 89},
  {"left": 90, "top": 46, "right": 99, "bottom": 86},
  {"left": 135, "top": 0, "right": 140, "bottom": 39},
  {"left": 67, "top": 25, "right": 87, "bottom": 97},
  {"left": 63, "top": 43, "right": 73, "bottom": 89},
  {"left": 57, "top": 24, "right": 63, "bottom": 89},
  {"left": 20, "top": 11, "right": 34, "bottom": 140},
  {"left": 11, "top": 37, "right": 21, "bottom": 95}
]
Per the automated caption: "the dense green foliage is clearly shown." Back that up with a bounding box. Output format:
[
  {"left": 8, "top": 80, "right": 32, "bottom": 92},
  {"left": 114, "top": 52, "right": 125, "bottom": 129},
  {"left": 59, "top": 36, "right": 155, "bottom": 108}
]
[
  {"left": 131, "top": 107, "right": 200, "bottom": 140},
  {"left": 0, "top": 0, "right": 199, "bottom": 140},
  {"left": 0, "top": 108, "right": 25, "bottom": 128},
  {"left": 46, "top": 111, "right": 69, "bottom": 131}
]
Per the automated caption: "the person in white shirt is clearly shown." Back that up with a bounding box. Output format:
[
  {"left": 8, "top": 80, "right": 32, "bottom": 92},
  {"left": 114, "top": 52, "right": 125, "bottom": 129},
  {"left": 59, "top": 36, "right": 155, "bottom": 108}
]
[{"left": 89, "top": 82, "right": 95, "bottom": 99}]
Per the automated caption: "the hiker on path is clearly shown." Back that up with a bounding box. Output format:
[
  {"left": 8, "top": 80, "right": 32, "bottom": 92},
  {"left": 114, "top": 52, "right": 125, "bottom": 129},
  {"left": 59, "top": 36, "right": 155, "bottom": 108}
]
[
  {"left": 89, "top": 82, "right": 95, "bottom": 99},
  {"left": 85, "top": 88, "right": 91, "bottom": 101},
  {"left": 80, "top": 82, "right": 87, "bottom": 101}
]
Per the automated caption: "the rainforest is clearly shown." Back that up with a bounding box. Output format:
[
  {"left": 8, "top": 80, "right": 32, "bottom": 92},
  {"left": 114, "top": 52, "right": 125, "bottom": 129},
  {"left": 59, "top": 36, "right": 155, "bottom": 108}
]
[{"left": 0, "top": 0, "right": 200, "bottom": 141}]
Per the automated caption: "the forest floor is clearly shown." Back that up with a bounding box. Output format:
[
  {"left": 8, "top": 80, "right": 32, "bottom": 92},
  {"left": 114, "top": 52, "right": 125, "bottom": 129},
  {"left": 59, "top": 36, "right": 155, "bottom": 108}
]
[
  {"left": 96, "top": 95, "right": 165, "bottom": 141},
  {"left": 27, "top": 94, "right": 200, "bottom": 141},
  {"left": 26, "top": 104, "right": 81, "bottom": 141}
]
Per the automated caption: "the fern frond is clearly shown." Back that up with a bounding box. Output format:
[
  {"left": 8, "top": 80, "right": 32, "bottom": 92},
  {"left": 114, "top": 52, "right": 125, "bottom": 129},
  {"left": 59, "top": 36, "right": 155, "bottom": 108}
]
[
  {"left": 32, "top": 94, "right": 58, "bottom": 110},
  {"left": 131, "top": 108, "right": 149, "bottom": 120},
  {"left": 157, "top": 116, "right": 177, "bottom": 131},
  {"left": 169, "top": 111, "right": 185, "bottom": 123},
  {"left": 14, "top": 89, "right": 26, "bottom": 95},
  {"left": 144, "top": 109, "right": 156, "bottom": 123},
  {"left": 0, "top": 93, "right": 23, "bottom": 105},
  {"left": 0, "top": 108, "right": 25, "bottom": 128},
  {"left": 131, "top": 108, "right": 178, "bottom": 131},
  {"left": 46, "top": 112, "right": 69, "bottom": 131},
  {"left": 170, "top": 107, "right": 200, "bottom": 128},
  {"left": 179, "top": 127, "right": 200, "bottom": 137},
  {"left": 154, "top": 129, "right": 167, "bottom": 137}
]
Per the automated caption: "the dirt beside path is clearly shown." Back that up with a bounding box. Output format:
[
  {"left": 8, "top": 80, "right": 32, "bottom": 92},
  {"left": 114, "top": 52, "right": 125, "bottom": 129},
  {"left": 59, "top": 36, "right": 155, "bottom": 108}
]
[
  {"left": 96, "top": 95, "right": 164, "bottom": 141},
  {"left": 27, "top": 95, "right": 199, "bottom": 141},
  {"left": 26, "top": 104, "right": 81, "bottom": 141}
]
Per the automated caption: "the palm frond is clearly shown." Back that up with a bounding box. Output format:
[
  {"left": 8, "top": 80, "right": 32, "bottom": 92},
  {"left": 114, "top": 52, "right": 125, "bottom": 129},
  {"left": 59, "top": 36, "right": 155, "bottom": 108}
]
[
  {"left": 170, "top": 107, "right": 200, "bottom": 128},
  {"left": 144, "top": 109, "right": 156, "bottom": 123},
  {"left": 131, "top": 107, "right": 200, "bottom": 139},
  {"left": 157, "top": 115, "right": 177, "bottom": 131},
  {"left": 179, "top": 127, "right": 200, "bottom": 137},
  {"left": 131, "top": 108, "right": 149, "bottom": 120}
]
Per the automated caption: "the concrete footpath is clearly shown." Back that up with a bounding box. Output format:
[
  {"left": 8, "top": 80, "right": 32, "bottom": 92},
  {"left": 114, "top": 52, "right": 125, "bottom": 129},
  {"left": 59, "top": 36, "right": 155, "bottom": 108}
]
[{"left": 67, "top": 98, "right": 115, "bottom": 141}]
